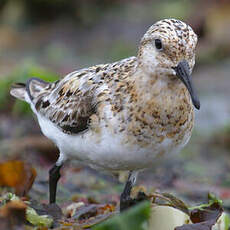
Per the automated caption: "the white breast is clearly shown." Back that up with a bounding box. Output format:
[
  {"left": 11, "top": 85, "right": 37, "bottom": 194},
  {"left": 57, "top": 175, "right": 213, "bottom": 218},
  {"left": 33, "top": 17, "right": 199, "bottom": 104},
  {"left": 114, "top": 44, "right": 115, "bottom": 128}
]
[{"left": 35, "top": 109, "right": 191, "bottom": 172}]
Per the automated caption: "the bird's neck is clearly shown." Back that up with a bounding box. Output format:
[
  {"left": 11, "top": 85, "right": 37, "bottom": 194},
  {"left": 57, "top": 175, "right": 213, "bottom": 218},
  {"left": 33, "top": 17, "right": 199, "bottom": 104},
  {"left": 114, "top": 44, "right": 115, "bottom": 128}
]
[
  {"left": 132, "top": 67, "right": 192, "bottom": 115},
  {"left": 133, "top": 67, "right": 179, "bottom": 96}
]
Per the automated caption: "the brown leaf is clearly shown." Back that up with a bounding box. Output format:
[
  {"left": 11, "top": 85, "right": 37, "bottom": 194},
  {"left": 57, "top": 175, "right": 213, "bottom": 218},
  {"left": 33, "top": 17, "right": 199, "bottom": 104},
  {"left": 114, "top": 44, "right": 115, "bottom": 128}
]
[
  {"left": 175, "top": 202, "right": 223, "bottom": 230},
  {"left": 0, "top": 160, "right": 37, "bottom": 196},
  {"left": 73, "top": 204, "right": 98, "bottom": 221},
  {"left": 60, "top": 203, "right": 116, "bottom": 228},
  {"left": 0, "top": 200, "right": 27, "bottom": 228},
  {"left": 71, "top": 203, "right": 115, "bottom": 221}
]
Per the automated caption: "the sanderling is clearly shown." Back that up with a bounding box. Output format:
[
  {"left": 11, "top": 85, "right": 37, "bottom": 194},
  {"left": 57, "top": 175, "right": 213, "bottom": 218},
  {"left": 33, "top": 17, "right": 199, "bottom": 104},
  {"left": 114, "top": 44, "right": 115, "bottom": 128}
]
[{"left": 10, "top": 18, "right": 200, "bottom": 211}]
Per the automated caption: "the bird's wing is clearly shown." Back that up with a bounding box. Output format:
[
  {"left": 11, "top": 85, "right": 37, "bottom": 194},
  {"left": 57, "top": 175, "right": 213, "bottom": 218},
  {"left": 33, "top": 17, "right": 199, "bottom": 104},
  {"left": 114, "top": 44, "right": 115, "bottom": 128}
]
[
  {"left": 32, "top": 64, "right": 109, "bottom": 134},
  {"left": 27, "top": 56, "right": 137, "bottom": 134}
]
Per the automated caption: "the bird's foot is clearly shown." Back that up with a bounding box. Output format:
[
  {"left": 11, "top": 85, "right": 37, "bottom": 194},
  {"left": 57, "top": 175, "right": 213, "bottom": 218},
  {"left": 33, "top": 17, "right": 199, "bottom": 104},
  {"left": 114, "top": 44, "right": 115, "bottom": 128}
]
[{"left": 120, "top": 191, "right": 148, "bottom": 212}]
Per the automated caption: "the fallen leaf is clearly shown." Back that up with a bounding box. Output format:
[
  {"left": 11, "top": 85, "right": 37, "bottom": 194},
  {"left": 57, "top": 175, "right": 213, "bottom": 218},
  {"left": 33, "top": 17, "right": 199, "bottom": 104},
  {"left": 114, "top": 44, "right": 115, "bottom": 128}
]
[
  {"left": 97, "top": 204, "right": 116, "bottom": 214},
  {"left": 26, "top": 206, "right": 53, "bottom": 228},
  {"left": 64, "top": 202, "right": 85, "bottom": 218},
  {"left": 75, "top": 204, "right": 97, "bottom": 221},
  {"left": 59, "top": 203, "right": 117, "bottom": 228},
  {"left": 190, "top": 203, "right": 222, "bottom": 223},
  {"left": 175, "top": 202, "right": 223, "bottom": 230},
  {"left": 72, "top": 203, "right": 115, "bottom": 222},
  {"left": 1, "top": 193, "right": 54, "bottom": 228},
  {"left": 30, "top": 201, "right": 62, "bottom": 228},
  {"left": 0, "top": 160, "right": 36, "bottom": 196},
  {"left": 0, "top": 200, "right": 27, "bottom": 228}
]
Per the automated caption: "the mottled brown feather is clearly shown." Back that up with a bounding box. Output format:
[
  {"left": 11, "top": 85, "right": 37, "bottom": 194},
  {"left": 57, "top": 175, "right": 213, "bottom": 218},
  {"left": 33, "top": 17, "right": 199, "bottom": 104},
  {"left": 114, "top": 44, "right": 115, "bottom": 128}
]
[{"left": 31, "top": 57, "right": 137, "bottom": 134}]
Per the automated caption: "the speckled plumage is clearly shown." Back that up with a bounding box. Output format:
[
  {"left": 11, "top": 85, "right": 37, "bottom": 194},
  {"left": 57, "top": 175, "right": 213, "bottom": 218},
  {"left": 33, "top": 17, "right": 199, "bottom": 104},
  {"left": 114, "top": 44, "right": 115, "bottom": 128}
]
[{"left": 10, "top": 19, "right": 198, "bottom": 172}]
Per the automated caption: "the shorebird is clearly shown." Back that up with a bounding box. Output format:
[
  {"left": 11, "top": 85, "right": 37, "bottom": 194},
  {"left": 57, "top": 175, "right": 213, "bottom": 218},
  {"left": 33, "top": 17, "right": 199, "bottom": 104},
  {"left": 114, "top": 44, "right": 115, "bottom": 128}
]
[{"left": 10, "top": 18, "right": 200, "bottom": 211}]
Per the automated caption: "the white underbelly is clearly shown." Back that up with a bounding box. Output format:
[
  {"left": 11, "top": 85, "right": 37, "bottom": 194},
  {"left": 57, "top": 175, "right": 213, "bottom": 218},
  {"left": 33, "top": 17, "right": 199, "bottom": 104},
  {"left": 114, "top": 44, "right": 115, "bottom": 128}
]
[{"left": 36, "top": 113, "right": 191, "bottom": 171}]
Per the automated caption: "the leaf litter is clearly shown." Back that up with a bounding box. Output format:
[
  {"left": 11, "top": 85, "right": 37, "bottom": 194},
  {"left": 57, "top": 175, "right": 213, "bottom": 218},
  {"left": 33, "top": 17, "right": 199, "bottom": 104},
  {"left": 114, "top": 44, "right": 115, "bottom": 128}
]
[
  {"left": 0, "top": 191, "right": 226, "bottom": 229},
  {"left": 0, "top": 159, "right": 228, "bottom": 229}
]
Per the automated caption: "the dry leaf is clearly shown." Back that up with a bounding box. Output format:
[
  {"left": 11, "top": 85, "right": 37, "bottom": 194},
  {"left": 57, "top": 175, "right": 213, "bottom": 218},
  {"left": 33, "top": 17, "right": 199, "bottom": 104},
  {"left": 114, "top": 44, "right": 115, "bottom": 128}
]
[
  {"left": 0, "top": 200, "right": 27, "bottom": 228},
  {"left": 175, "top": 202, "right": 223, "bottom": 230},
  {"left": 0, "top": 160, "right": 37, "bottom": 196}
]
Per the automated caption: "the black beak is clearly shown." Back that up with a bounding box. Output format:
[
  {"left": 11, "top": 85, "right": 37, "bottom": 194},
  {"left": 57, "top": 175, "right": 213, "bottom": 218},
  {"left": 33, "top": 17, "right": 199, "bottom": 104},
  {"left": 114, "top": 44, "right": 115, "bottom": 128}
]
[{"left": 172, "top": 60, "right": 200, "bottom": 110}]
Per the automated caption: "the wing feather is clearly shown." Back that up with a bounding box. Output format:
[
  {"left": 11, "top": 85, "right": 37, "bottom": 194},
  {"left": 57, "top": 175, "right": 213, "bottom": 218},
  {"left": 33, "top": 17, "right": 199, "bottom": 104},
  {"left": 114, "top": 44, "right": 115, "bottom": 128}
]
[
  {"left": 34, "top": 67, "right": 102, "bottom": 134},
  {"left": 32, "top": 56, "right": 137, "bottom": 134}
]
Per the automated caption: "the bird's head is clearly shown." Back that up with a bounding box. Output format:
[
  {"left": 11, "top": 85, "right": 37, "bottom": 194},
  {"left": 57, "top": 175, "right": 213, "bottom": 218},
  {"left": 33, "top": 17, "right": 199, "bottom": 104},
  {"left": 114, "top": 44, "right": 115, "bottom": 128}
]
[{"left": 138, "top": 19, "right": 200, "bottom": 109}]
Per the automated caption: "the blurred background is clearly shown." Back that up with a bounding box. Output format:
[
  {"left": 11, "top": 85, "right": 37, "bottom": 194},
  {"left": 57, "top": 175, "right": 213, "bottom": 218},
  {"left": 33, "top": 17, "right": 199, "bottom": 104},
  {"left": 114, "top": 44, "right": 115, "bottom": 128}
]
[{"left": 0, "top": 0, "right": 230, "bottom": 211}]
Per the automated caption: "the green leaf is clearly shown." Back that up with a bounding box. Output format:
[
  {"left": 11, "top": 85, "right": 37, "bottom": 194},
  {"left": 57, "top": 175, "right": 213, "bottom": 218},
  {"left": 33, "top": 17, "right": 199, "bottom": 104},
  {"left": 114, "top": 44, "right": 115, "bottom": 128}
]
[
  {"left": 26, "top": 206, "right": 53, "bottom": 228},
  {"left": 189, "top": 193, "right": 223, "bottom": 211},
  {"left": 208, "top": 193, "right": 223, "bottom": 206},
  {"left": 93, "top": 201, "right": 150, "bottom": 230}
]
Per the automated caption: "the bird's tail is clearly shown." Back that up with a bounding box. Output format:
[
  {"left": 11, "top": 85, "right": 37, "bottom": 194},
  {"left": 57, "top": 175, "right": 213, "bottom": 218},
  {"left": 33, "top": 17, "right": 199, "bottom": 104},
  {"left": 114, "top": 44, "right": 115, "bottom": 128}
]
[
  {"left": 10, "top": 77, "right": 51, "bottom": 102},
  {"left": 10, "top": 82, "right": 27, "bottom": 101}
]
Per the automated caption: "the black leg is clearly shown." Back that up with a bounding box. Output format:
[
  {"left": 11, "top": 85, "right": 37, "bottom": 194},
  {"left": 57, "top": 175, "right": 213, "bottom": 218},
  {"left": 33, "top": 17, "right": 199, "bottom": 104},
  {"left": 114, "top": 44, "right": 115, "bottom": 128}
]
[
  {"left": 120, "top": 171, "right": 148, "bottom": 212},
  {"left": 49, "top": 164, "right": 63, "bottom": 204},
  {"left": 120, "top": 181, "right": 133, "bottom": 211},
  {"left": 120, "top": 171, "right": 138, "bottom": 212}
]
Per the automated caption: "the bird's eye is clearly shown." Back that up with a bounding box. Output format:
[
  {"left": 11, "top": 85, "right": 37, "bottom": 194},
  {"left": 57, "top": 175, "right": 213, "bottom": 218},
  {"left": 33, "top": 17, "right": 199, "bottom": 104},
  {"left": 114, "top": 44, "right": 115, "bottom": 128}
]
[{"left": 155, "top": 39, "right": 163, "bottom": 50}]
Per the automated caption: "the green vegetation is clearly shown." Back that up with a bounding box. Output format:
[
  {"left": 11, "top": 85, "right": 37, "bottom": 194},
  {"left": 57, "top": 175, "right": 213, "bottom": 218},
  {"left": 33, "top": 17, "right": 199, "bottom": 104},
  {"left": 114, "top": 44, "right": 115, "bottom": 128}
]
[{"left": 93, "top": 201, "right": 150, "bottom": 230}]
